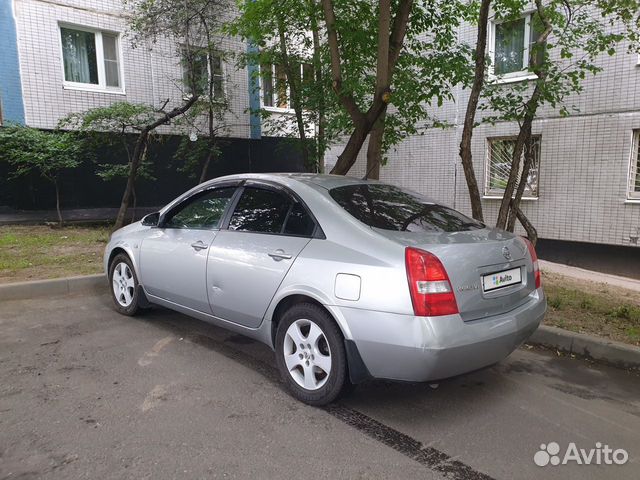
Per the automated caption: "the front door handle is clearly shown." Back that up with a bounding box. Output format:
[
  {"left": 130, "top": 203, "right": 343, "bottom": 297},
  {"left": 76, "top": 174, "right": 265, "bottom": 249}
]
[
  {"left": 191, "top": 241, "right": 208, "bottom": 251},
  {"left": 268, "top": 249, "right": 292, "bottom": 261}
]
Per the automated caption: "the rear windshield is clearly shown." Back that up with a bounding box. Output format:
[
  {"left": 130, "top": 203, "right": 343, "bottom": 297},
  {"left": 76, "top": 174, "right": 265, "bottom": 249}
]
[{"left": 329, "top": 184, "right": 484, "bottom": 233}]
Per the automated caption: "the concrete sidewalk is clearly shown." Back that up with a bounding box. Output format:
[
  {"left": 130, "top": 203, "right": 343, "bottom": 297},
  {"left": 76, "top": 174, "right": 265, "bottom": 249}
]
[
  {"left": 0, "top": 206, "right": 159, "bottom": 225},
  {"left": 540, "top": 259, "right": 640, "bottom": 293}
]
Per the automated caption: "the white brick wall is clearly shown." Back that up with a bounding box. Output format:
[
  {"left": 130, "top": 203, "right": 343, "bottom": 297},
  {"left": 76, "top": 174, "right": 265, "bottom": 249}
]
[
  {"left": 325, "top": 20, "right": 640, "bottom": 248},
  {"left": 14, "top": 0, "right": 251, "bottom": 138}
]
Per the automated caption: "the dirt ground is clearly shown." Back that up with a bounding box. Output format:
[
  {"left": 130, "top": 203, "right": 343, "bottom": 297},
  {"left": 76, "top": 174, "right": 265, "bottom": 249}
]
[
  {"left": 0, "top": 225, "right": 108, "bottom": 283},
  {"left": 542, "top": 270, "right": 640, "bottom": 346}
]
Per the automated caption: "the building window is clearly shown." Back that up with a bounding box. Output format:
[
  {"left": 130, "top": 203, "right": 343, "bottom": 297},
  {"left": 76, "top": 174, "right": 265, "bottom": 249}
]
[
  {"left": 260, "top": 63, "right": 313, "bottom": 110},
  {"left": 182, "top": 48, "right": 224, "bottom": 100},
  {"left": 60, "top": 25, "right": 122, "bottom": 91},
  {"left": 486, "top": 136, "right": 541, "bottom": 198},
  {"left": 489, "top": 12, "right": 543, "bottom": 80},
  {"left": 629, "top": 131, "right": 640, "bottom": 200}
]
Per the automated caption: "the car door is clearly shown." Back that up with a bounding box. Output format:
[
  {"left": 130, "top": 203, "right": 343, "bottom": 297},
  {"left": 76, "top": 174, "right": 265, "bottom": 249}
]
[
  {"left": 140, "top": 185, "right": 237, "bottom": 313},
  {"left": 207, "top": 184, "right": 318, "bottom": 328}
]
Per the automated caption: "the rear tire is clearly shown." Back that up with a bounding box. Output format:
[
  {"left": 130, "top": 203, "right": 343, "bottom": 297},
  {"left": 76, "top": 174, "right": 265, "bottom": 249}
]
[
  {"left": 108, "top": 253, "right": 140, "bottom": 316},
  {"left": 275, "top": 303, "right": 348, "bottom": 406}
]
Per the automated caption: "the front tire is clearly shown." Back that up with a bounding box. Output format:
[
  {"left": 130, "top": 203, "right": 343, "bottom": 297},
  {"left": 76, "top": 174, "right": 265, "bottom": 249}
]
[
  {"left": 275, "top": 303, "right": 348, "bottom": 406},
  {"left": 109, "top": 253, "right": 140, "bottom": 316}
]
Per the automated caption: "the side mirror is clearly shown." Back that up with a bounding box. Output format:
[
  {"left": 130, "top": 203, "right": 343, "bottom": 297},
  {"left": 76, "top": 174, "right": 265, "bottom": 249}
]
[{"left": 141, "top": 212, "right": 160, "bottom": 227}]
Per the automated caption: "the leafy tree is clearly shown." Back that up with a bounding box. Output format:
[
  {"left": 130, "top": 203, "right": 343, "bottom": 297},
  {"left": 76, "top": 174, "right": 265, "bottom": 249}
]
[
  {"left": 229, "top": 0, "right": 329, "bottom": 171},
  {"left": 233, "top": 0, "right": 472, "bottom": 177},
  {"left": 60, "top": 101, "right": 186, "bottom": 224},
  {"left": 174, "top": 130, "right": 225, "bottom": 183},
  {"left": 0, "top": 125, "right": 82, "bottom": 225},
  {"left": 127, "top": 0, "right": 232, "bottom": 184},
  {"left": 457, "top": 0, "right": 639, "bottom": 241}
]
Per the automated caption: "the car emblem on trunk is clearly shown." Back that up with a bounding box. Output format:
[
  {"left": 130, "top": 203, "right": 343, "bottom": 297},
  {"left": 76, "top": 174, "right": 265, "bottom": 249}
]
[{"left": 502, "top": 246, "right": 512, "bottom": 260}]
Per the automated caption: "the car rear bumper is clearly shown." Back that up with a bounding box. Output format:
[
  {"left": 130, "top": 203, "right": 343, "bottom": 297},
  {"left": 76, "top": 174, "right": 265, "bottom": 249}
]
[{"left": 340, "top": 289, "right": 546, "bottom": 382}]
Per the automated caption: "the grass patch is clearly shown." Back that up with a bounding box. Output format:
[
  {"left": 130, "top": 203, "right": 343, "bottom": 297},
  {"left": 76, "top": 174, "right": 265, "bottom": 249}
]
[
  {"left": 542, "top": 271, "right": 640, "bottom": 347},
  {"left": 0, "top": 225, "right": 109, "bottom": 283}
]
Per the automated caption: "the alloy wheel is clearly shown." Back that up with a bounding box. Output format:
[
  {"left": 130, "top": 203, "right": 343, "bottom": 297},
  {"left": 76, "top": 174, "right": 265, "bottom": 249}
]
[
  {"left": 112, "top": 262, "right": 135, "bottom": 307},
  {"left": 283, "top": 318, "right": 332, "bottom": 391}
]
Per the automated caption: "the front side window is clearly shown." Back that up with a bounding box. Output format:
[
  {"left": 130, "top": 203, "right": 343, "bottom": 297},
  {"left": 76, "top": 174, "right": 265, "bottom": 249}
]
[
  {"left": 60, "top": 26, "right": 122, "bottom": 89},
  {"left": 329, "top": 184, "right": 484, "bottom": 233},
  {"left": 491, "top": 13, "right": 543, "bottom": 78},
  {"left": 629, "top": 130, "right": 640, "bottom": 200},
  {"left": 164, "top": 187, "right": 236, "bottom": 229},
  {"left": 486, "top": 136, "right": 541, "bottom": 198},
  {"left": 182, "top": 48, "right": 225, "bottom": 99}
]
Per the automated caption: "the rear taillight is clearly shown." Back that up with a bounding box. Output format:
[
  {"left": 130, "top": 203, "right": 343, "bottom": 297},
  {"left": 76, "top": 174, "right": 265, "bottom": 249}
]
[
  {"left": 522, "top": 237, "right": 541, "bottom": 289},
  {"left": 405, "top": 247, "right": 459, "bottom": 317}
]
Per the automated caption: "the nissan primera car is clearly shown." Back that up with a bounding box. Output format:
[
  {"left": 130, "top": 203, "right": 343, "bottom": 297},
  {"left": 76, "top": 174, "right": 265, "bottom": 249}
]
[{"left": 105, "top": 173, "right": 546, "bottom": 405}]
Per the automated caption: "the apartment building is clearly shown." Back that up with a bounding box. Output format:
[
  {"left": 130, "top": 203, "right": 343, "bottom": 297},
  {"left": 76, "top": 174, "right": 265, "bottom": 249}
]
[
  {"left": 0, "top": 0, "right": 257, "bottom": 135},
  {"left": 325, "top": 8, "right": 640, "bottom": 270},
  {"left": 0, "top": 0, "right": 310, "bottom": 210}
]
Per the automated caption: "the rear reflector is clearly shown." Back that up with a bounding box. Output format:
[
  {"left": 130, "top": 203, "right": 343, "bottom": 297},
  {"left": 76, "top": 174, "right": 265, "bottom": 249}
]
[
  {"left": 522, "top": 237, "right": 541, "bottom": 289},
  {"left": 405, "top": 247, "right": 459, "bottom": 316}
]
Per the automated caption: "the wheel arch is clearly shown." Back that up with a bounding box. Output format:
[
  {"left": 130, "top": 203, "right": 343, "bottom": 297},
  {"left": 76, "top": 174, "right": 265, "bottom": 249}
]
[
  {"left": 265, "top": 288, "right": 353, "bottom": 348},
  {"left": 106, "top": 243, "right": 140, "bottom": 280},
  {"left": 267, "top": 291, "right": 371, "bottom": 384}
]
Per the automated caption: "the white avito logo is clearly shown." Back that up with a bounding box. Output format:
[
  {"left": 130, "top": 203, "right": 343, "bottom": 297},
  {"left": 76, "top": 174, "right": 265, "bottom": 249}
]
[{"left": 534, "top": 442, "right": 629, "bottom": 467}]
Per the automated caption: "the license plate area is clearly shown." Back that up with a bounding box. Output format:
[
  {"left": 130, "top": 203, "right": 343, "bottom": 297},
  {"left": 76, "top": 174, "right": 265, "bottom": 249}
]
[{"left": 482, "top": 267, "right": 522, "bottom": 292}]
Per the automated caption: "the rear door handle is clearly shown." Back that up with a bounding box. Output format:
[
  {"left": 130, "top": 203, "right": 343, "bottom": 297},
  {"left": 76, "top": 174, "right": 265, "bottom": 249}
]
[
  {"left": 268, "top": 249, "right": 292, "bottom": 261},
  {"left": 191, "top": 241, "right": 208, "bottom": 251}
]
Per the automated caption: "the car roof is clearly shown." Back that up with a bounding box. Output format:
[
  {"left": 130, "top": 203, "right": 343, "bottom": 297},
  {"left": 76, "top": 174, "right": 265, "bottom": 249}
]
[{"left": 206, "top": 172, "right": 374, "bottom": 190}]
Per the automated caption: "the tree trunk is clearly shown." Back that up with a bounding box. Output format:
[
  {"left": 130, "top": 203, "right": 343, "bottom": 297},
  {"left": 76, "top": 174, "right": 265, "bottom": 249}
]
[
  {"left": 495, "top": 83, "right": 543, "bottom": 230},
  {"left": 459, "top": 0, "right": 491, "bottom": 222},
  {"left": 309, "top": 0, "right": 325, "bottom": 173},
  {"left": 511, "top": 199, "right": 538, "bottom": 246},
  {"left": 199, "top": 149, "right": 214, "bottom": 184},
  {"left": 277, "top": 16, "right": 310, "bottom": 167},
  {"left": 330, "top": 118, "right": 372, "bottom": 175},
  {"left": 54, "top": 179, "right": 63, "bottom": 227},
  {"left": 322, "top": 0, "right": 412, "bottom": 175},
  {"left": 496, "top": 0, "right": 551, "bottom": 230},
  {"left": 364, "top": 108, "right": 387, "bottom": 180},
  {"left": 114, "top": 96, "right": 198, "bottom": 230},
  {"left": 130, "top": 186, "right": 137, "bottom": 224},
  {"left": 507, "top": 134, "right": 535, "bottom": 231}
]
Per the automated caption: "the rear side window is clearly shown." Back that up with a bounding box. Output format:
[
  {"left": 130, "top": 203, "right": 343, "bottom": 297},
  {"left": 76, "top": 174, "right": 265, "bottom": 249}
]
[
  {"left": 229, "top": 188, "right": 290, "bottom": 233},
  {"left": 229, "top": 187, "right": 317, "bottom": 236},
  {"left": 329, "top": 184, "right": 484, "bottom": 233},
  {"left": 283, "top": 202, "right": 315, "bottom": 236}
]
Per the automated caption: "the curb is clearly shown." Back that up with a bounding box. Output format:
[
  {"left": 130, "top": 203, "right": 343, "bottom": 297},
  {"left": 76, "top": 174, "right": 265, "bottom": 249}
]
[
  {"left": 528, "top": 325, "right": 640, "bottom": 370},
  {"left": 0, "top": 274, "right": 107, "bottom": 302}
]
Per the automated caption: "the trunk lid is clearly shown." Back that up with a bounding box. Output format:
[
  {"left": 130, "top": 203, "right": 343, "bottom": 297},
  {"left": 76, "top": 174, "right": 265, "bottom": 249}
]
[{"left": 375, "top": 227, "right": 536, "bottom": 321}]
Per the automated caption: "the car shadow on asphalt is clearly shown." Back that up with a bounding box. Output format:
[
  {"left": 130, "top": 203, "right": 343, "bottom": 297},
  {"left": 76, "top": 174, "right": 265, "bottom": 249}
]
[{"left": 114, "top": 301, "right": 506, "bottom": 409}]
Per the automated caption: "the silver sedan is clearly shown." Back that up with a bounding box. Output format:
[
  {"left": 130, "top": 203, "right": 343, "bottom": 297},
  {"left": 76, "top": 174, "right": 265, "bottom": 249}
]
[{"left": 105, "top": 173, "right": 546, "bottom": 405}]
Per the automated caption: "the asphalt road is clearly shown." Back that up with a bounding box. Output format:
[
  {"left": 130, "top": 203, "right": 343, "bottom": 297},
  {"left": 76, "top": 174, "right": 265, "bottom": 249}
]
[{"left": 1, "top": 291, "right": 639, "bottom": 479}]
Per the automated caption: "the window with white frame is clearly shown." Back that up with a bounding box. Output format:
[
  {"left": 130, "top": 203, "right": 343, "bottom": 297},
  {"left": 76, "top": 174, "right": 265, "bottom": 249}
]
[
  {"left": 489, "top": 12, "right": 543, "bottom": 80},
  {"left": 181, "top": 48, "right": 224, "bottom": 100},
  {"left": 260, "top": 63, "right": 313, "bottom": 110},
  {"left": 629, "top": 130, "right": 640, "bottom": 200},
  {"left": 60, "top": 25, "right": 122, "bottom": 91},
  {"left": 486, "top": 136, "right": 541, "bottom": 198}
]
